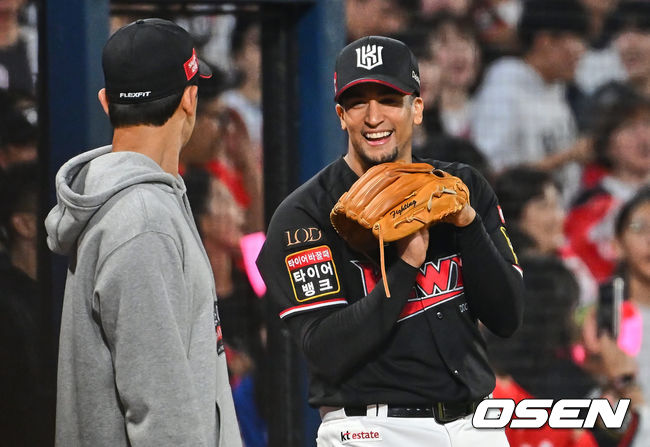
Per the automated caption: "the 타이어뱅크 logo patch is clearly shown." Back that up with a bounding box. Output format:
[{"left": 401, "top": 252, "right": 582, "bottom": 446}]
[{"left": 286, "top": 245, "right": 340, "bottom": 302}]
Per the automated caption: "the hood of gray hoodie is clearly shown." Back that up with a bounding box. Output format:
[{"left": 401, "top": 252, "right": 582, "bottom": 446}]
[{"left": 45, "top": 145, "right": 184, "bottom": 255}]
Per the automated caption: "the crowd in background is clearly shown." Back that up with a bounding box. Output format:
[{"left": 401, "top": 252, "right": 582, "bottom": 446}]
[{"left": 2, "top": 0, "right": 650, "bottom": 446}]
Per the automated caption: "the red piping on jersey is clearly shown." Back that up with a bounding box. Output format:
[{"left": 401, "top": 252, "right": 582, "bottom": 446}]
[{"left": 279, "top": 298, "right": 348, "bottom": 319}]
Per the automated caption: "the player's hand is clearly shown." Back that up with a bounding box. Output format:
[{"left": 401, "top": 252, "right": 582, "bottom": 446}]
[
  {"left": 397, "top": 227, "right": 429, "bottom": 267},
  {"left": 442, "top": 204, "right": 476, "bottom": 227}
]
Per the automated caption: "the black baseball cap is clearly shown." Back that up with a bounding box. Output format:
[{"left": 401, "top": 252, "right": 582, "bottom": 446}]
[
  {"left": 103, "top": 18, "right": 212, "bottom": 105},
  {"left": 334, "top": 36, "right": 420, "bottom": 103}
]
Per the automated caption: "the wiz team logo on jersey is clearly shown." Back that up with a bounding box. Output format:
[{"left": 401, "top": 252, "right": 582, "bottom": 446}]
[
  {"left": 352, "top": 254, "right": 465, "bottom": 322},
  {"left": 356, "top": 44, "right": 383, "bottom": 70}
]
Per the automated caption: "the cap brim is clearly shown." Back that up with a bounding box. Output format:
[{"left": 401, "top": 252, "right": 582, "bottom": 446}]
[
  {"left": 198, "top": 58, "right": 212, "bottom": 79},
  {"left": 335, "top": 76, "right": 417, "bottom": 102}
]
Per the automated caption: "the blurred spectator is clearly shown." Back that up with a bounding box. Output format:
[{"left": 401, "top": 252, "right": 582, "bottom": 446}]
[
  {"left": 566, "top": 93, "right": 650, "bottom": 283},
  {"left": 0, "top": 161, "right": 49, "bottom": 446},
  {"left": 415, "top": 136, "right": 493, "bottom": 183},
  {"left": 0, "top": 0, "right": 36, "bottom": 94},
  {"left": 345, "top": 0, "right": 415, "bottom": 42},
  {"left": 184, "top": 166, "right": 267, "bottom": 447},
  {"left": 472, "top": 0, "right": 589, "bottom": 200},
  {"left": 470, "top": 0, "right": 522, "bottom": 63},
  {"left": 409, "top": 14, "right": 488, "bottom": 177},
  {"left": 581, "top": 2, "right": 650, "bottom": 131},
  {"left": 0, "top": 98, "right": 38, "bottom": 171},
  {"left": 425, "top": 13, "right": 481, "bottom": 139},
  {"left": 420, "top": 0, "right": 472, "bottom": 18},
  {"left": 182, "top": 66, "right": 264, "bottom": 233},
  {"left": 221, "top": 18, "right": 263, "bottom": 160},
  {"left": 612, "top": 187, "right": 650, "bottom": 408},
  {"left": 495, "top": 167, "right": 598, "bottom": 306},
  {"left": 574, "top": 0, "right": 626, "bottom": 97},
  {"left": 608, "top": 1, "right": 650, "bottom": 98},
  {"left": 488, "top": 255, "right": 643, "bottom": 446}
]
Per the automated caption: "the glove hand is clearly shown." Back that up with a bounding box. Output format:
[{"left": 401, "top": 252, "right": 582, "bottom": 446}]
[
  {"left": 330, "top": 161, "right": 470, "bottom": 296},
  {"left": 442, "top": 204, "right": 476, "bottom": 227},
  {"left": 397, "top": 227, "right": 429, "bottom": 268}
]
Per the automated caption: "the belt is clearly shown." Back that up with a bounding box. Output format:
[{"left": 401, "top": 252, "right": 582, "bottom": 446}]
[{"left": 343, "top": 399, "right": 482, "bottom": 424}]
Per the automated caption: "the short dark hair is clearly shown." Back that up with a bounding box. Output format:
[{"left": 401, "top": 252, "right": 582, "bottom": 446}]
[
  {"left": 615, "top": 186, "right": 650, "bottom": 237},
  {"left": 0, "top": 161, "right": 39, "bottom": 247},
  {"left": 592, "top": 91, "right": 650, "bottom": 168},
  {"left": 518, "top": 0, "right": 589, "bottom": 52},
  {"left": 107, "top": 88, "right": 188, "bottom": 128},
  {"left": 605, "top": 1, "right": 650, "bottom": 38},
  {"left": 0, "top": 108, "right": 38, "bottom": 151},
  {"left": 494, "top": 167, "right": 557, "bottom": 223},
  {"left": 428, "top": 12, "right": 478, "bottom": 47}
]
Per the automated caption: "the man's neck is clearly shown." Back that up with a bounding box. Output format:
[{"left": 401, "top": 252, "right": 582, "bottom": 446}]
[
  {"left": 439, "top": 88, "right": 468, "bottom": 111},
  {"left": 343, "top": 150, "right": 413, "bottom": 177},
  {"left": 610, "top": 166, "right": 650, "bottom": 187},
  {"left": 239, "top": 79, "right": 261, "bottom": 105},
  {"left": 111, "top": 124, "right": 184, "bottom": 176},
  {"left": 524, "top": 53, "right": 554, "bottom": 84}
]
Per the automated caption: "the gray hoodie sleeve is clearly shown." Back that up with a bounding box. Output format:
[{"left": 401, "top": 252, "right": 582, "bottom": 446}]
[{"left": 93, "top": 231, "right": 210, "bottom": 447}]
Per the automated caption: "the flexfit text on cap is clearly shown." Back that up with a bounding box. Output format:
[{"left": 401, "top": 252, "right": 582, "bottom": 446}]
[
  {"left": 103, "top": 18, "right": 212, "bottom": 105},
  {"left": 334, "top": 36, "right": 420, "bottom": 102}
]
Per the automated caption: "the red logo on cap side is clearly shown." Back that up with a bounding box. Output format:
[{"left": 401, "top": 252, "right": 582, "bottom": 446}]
[{"left": 184, "top": 48, "right": 199, "bottom": 81}]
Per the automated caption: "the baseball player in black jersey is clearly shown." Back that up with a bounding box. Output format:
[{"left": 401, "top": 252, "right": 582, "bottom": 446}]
[{"left": 256, "top": 36, "right": 524, "bottom": 446}]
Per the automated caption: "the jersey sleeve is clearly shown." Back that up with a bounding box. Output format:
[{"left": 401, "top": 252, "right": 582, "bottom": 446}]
[
  {"left": 470, "top": 167, "right": 523, "bottom": 276},
  {"left": 453, "top": 164, "right": 525, "bottom": 337},
  {"left": 256, "top": 203, "right": 348, "bottom": 320},
  {"left": 256, "top": 199, "right": 420, "bottom": 382}
]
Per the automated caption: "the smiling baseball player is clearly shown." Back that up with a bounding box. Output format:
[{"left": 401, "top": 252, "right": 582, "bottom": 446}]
[{"left": 256, "top": 36, "right": 524, "bottom": 446}]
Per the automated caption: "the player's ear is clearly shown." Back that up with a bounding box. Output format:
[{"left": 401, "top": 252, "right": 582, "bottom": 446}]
[
  {"left": 335, "top": 104, "right": 347, "bottom": 130},
  {"left": 181, "top": 85, "right": 198, "bottom": 117},
  {"left": 412, "top": 96, "right": 423, "bottom": 126},
  {"left": 97, "top": 89, "right": 109, "bottom": 116}
]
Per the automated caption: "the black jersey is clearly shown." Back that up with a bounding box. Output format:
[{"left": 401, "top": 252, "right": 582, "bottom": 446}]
[{"left": 257, "top": 157, "right": 524, "bottom": 407}]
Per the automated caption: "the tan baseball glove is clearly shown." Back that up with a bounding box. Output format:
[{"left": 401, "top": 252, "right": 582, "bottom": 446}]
[{"left": 330, "top": 161, "right": 470, "bottom": 296}]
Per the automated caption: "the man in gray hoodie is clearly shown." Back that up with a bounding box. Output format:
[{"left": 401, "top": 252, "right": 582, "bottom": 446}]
[{"left": 45, "top": 18, "right": 241, "bottom": 447}]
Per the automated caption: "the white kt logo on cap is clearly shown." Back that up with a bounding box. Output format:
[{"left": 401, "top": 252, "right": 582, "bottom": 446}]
[{"left": 356, "top": 44, "right": 383, "bottom": 70}]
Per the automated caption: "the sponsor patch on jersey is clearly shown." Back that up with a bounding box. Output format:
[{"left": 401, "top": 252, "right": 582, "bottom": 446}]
[
  {"left": 340, "top": 428, "right": 382, "bottom": 443},
  {"left": 283, "top": 226, "right": 323, "bottom": 248},
  {"left": 285, "top": 245, "right": 340, "bottom": 302}
]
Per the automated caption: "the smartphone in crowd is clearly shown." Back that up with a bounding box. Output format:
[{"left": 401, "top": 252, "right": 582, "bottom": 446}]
[{"left": 597, "top": 276, "right": 624, "bottom": 338}]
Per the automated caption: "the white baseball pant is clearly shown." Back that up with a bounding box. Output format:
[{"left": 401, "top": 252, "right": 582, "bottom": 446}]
[{"left": 316, "top": 405, "right": 510, "bottom": 447}]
